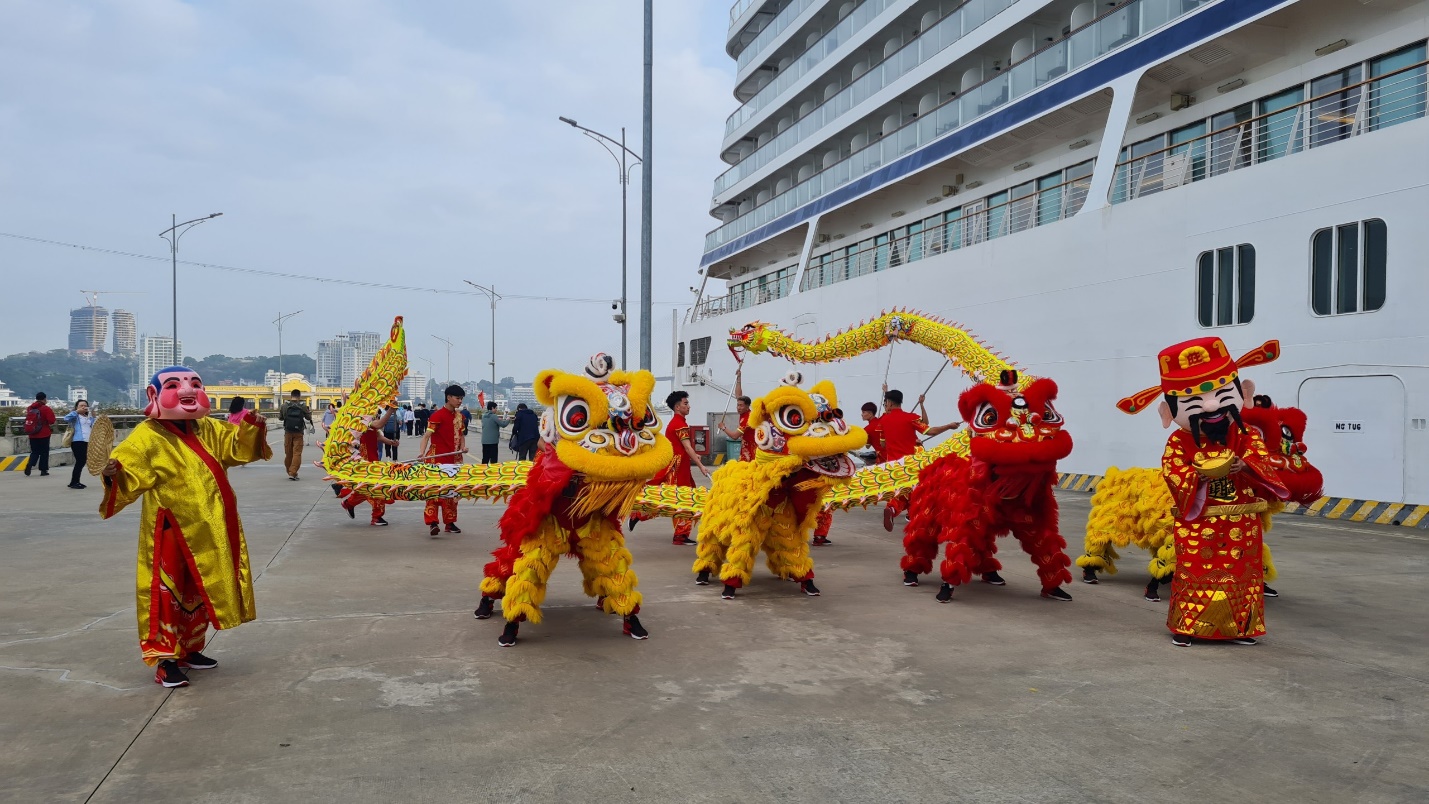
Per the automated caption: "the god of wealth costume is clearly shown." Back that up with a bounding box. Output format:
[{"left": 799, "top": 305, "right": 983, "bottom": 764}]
[
  {"left": 473, "top": 355, "right": 673, "bottom": 647},
  {"left": 100, "top": 366, "right": 271, "bottom": 687},
  {"left": 1117, "top": 337, "right": 1288, "bottom": 646},
  {"left": 694, "top": 372, "right": 865, "bottom": 600}
]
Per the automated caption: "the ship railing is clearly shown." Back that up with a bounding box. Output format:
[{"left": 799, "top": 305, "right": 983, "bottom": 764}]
[
  {"left": 707, "top": 0, "right": 1210, "bottom": 253},
  {"left": 736, "top": 0, "right": 822, "bottom": 73},
  {"left": 730, "top": 0, "right": 762, "bottom": 24},
  {"left": 799, "top": 171, "right": 1092, "bottom": 292},
  {"left": 717, "top": 0, "right": 1017, "bottom": 194},
  {"left": 692, "top": 273, "right": 797, "bottom": 323},
  {"left": 726, "top": 0, "right": 901, "bottom": 139},
  {"left": 1111, "top": 56, "right": 1429, "bottom": 204}
]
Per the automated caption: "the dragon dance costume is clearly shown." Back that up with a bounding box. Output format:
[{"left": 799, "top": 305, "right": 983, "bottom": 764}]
[
  {"left": 1117, "top": 337, "right": 1288, "bottom": 644},
  {"left": 100, "top": 366, "right": 271, "bottom": 686}
]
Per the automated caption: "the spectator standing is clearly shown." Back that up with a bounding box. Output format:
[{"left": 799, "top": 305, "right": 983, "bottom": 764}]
[
  {"left": 382, "top": 405, "right": 402, "bottom": 460},
  {"left": 460, "top": 405, "right": 472, "bottom": 438},
  {"left": 281, "top": 390, "right": 314, "bottom": 480},
  {"left": 417, "top": 385, "right": 467, "bottom": 535},
  {"left": 22, "top": 392, "right": 56, "bottom": 477},
  {"left": 402, "top": 404, "right": 415, "bottom": 436},
  {"left": 414, "top": 403, "right": 431, "bottom": 435},
  {"left": 479, "top": 402, "right": 510, "bottom": 464},
  {"left": 321, "top": 402, "right": 337, "bottom": 435},
  {"left": 229, "top": 396, "right": 250, "bottom": 425},
  {"left": 63, "top": 399, "right": 96, "bottom": 489},
  {"left": 510, "top": 403, "right": 540, "bottom": 461}
]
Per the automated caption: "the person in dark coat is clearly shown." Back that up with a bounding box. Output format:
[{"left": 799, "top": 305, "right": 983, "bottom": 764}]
[{"left": 511, "top": 403, "right": 540, "bottom": 461}]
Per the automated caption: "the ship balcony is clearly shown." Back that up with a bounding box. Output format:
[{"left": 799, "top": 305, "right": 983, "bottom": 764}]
[{"left": 706, "top": 0, "right": 1214, "bottom": 255}]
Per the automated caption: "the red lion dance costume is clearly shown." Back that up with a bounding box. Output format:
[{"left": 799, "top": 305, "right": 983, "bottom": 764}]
[{"left": 900, "top": 371, "right": 1076, "bottom": 603}]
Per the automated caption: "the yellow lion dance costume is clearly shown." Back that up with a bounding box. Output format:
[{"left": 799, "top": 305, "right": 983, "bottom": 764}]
[
  {"left": 694, "top": 372, "right": 866, "bottom": 599},
  {"left": 473, "top": 354, "right": 673, "bottom": 647}
]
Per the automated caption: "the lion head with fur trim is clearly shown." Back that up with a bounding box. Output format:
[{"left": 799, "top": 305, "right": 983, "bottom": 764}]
[
  {"left": 749, "top": 371, "right": 866, "bottom": 478},
  {"left": 534, "top": 353, "right": 674, "bottom": 482}
]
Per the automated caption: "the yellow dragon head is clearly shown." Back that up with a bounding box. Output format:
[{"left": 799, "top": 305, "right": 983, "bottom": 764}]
[
  {"left": 749, "top": 371, "right": 867, "bottom": 478},
  {"left": 534, "top": 353, "right": 673, "bottom": 483}
]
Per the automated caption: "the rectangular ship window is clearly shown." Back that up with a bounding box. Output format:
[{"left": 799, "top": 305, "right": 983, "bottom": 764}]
[
  {"left": 1311, "top": 219, "right": 1387, "bottom": 316},
  {"left": 1196, "top": 244, "right": 1255, "bottom": 327},
  {"left": 689, "top": 337, "right": 712, "bottom": 366}
]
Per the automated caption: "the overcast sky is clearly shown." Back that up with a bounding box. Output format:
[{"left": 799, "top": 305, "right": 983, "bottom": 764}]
[{"left": 0, "top": 0, "right": 735, "bottom": 381}]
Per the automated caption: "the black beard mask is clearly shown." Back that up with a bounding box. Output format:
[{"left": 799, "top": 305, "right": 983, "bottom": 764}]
[{"left": 1188, "top": 404, "right": 1244, "bottom": 447}]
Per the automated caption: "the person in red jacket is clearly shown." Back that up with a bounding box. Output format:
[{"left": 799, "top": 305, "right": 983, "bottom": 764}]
[
  {"left": 417, "top": 385, "right": 468, "bottom": 535},
  {"left": 339, "top": 408, "right": 399, "bottom": 526},
  {"left": 23, "top": 392, "right": 57, "bottom": 477},
  {"left": 717, "top": 367, "right": 756, "bottom": 462},
  {"left": 631, "top": 390, "right": 710, "bottom": 545},
  {"left": 879, "top": 385, "right": 960, "bottom": 531}
]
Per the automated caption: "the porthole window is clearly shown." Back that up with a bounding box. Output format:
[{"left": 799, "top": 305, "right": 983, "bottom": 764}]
[
  {"left": 1196, "top": 244, "right": 1255, "bottom": 327},
  {"left": 1311, "top": 219, "right": 1387, "bottom": 315}
]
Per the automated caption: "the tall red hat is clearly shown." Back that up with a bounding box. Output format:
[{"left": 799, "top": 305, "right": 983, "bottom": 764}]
[{"left": 1116, "top": 338, "right": 1280, "bottom": 414}]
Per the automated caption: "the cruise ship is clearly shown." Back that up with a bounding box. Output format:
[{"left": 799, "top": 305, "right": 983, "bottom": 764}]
[{"left": 677, "top": 0, "right": 1429, "bottom": 504}]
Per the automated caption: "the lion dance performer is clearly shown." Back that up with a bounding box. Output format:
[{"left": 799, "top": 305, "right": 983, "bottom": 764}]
[
  {"left": 473, "top": 355, "right": 673, "bottom": 647},
  {"left": 900, "top": 371, "right": 1076, "bottom": 603},
  {"left": 693, "top": 372, "right": 866, "bottom": 600},
  {"left": 1116, "top": 337, "right": 1289, "bottom": 646},
  {"left": 99, "top": 366, "right": 272, "bottom": 687},
  {"left": 630, "top": 390, "right": 708, "bottom": 545}
]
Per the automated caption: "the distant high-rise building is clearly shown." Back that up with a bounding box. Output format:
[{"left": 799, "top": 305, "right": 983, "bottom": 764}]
[
  {"left": 67, "top": 386, "right": 88, "bottom": 405},
  {"left": 139, "top": 336, "right": 183, "bottom": 381},
  {"left": 68, "top": 305, "right": 109, "bottom": 355},
  {"left": 111, "top": 310, "right": 137, "bottom": 356},
  {"left": 399, "top": 372, "right": 428, "bottom": 402},
  {"left": 315, "top": 331, "right": 382, "bottom": 389}
]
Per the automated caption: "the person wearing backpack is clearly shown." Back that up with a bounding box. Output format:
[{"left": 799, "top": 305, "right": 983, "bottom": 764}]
[
  {"left": 381, "top": 404, "right": 402, "bottom": 460},
  {"left": 281, "top": 390, "right": 314, "bottom": 480},
  {"left": 22, "top": 391, "right": 57, "bottom": 476}
]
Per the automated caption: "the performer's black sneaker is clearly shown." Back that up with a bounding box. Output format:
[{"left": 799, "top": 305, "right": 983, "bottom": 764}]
[
  {"left": 800, "top": 579, "right": 821, "bottom": 597},
  {"left": 1081, "top": 567, "right": 1099, "bottom": 584},
  {"left": 1143, "top": 579, "right": 1161, "bottom": 602},
  {"left": 627, "top": 516, "right": 638, "bottom": 532},
  {"left": 331, "top": 483, "right": 344, "bottom": 497},
  {"left": 68, "top": 483, "right": 86, "bottom": 489},
  {"left": 429, "top": 524, "right": 440, "bottom": 536},
  {"left": 498, "top": 622, "right": 519, "bottom": 647},
  {"left": 474, "top": 597, "right": 494, "bottom": 620},
  {"left": 371, "top": 517, "right": 388, "bottom": 526},
  {"left": 903, "top": 570, "right": 919, "bottom": 587},
  {"left": 1263, "top": 585, "right": 1279, "bottom": 598},
  {"left": 179, "top": 651, "right": 218, "bottom": 670},
  {"left": 344, "top": 503, "right": 356, "bottom": 519},
  {"left": 674, "top": 536, "right": 696, "bottom": 546},
  {"left": 935, "top": 583, "right": 953, "bottom": 603},
  {"left": 445, "top": 524, "right": 461, "bottom": 534},
  {"left": 1231, "top": 637, "right": 1259, "bottom": 646},
  {"left": 155, "top": 660, "right": 190, "bottom": 688},
  {"left": 695, "top": 570, "right": 711, "bottom": 586},
  {"left": 721, "top": 584, "right": 737, "bottom": 600},
  {"left": 1041, "top": 587, "right": 1073, "bottom": 602},
  {"left": 981, "top": 572, "right": 1006, "bottom": 586},
  {"left": 1171, "top": 634, "right": 1193, "bottom": 647},
  {"left": 623, "top": 614, "right": 649, "bottom": 640}
]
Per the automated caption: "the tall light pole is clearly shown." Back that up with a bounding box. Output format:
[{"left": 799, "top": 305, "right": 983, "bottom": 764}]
[
  {"left": 273, "top": 310, "right": 302, "bottom": 409},
  {"left": 418, "top": 357, "right": 436, "bottom": 403},
  {"left": 559, "top": 117, "right": 641, "bottom": 367},
  {"left": 431, "top": 335, "right": 455, "bottom": 387},
  {"left": 159, "top": 212, "right": 223, "bottom": 352},
  {"left": 462, "top": 280, "right": 501, "bottom": 391},
  {"left": 641, "top": 0, "right": 654, "bottom": 370}
]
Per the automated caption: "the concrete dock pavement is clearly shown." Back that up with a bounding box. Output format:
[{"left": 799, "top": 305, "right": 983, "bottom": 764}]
[{"left": 1, "top": 437, "right": 1426, "bottom": 803}]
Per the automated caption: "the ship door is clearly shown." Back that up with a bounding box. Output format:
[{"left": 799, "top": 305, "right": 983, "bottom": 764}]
[{"left": 1296, "top": 375, "right": 1406, "bottom": 502}]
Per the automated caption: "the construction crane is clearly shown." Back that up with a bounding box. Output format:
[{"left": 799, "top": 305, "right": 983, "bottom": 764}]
[{"left": 79, "top": 290, "right": 144, "bottom": 307}]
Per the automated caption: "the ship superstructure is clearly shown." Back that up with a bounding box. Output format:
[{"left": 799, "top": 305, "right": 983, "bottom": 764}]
[{"left": 680, "top": 0, "right": 1429, "bottom": 504}]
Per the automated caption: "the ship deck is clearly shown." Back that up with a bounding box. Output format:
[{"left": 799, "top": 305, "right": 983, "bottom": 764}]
[{"left": 2, "top": 438, "right": 1426, "bottom": 803}]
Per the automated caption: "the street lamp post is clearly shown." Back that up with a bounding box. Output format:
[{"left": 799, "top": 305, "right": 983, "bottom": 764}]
[
  {"left": 559, "top": 117, "right": 641, "bottom": 368},
  {"left": 462, "top": 280, "right": 501, "bottom": 392},
  {"left": 158, "top": 212, "right": 223, "bottom": 351},
  {"left": 273, "top": 311, "right": 302, "bottom": 409},
  {"left": 431, "top": 335, "right": 455, "bottom": 387}
]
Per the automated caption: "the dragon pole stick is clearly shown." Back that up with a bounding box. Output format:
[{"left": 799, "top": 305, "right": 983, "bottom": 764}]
[{"left": 920, "top": 359, "right": 951, "bottom": 398}]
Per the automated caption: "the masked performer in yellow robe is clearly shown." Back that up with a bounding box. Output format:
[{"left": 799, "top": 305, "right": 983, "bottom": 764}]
[{"left": 100, "top": 366, "right": 272, "bottom": 687}]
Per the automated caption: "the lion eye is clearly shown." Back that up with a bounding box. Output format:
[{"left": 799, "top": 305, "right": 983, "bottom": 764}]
[
  {"left": 638, "top": 408, "right": 658, "bottom": 430},
  {"left": 1041, "top": 402, "right": 1062, "bottom": 425},
  {"left": 974, "top": 402, "right": 1000, "bottom": 429},
  {"left": 776, "top": 405, "right": 805, "bottom": 431},
  {"left": 558, "top": 397, "right": 591, "bottom": 436}
]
